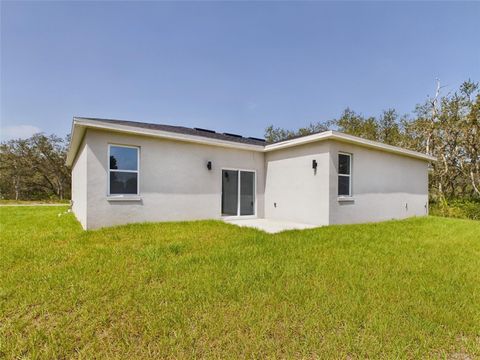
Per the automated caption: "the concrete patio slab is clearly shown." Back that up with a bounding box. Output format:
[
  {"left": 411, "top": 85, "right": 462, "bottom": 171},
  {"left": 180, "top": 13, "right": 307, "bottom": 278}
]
[{"left": 225, "top": 218, "right": 318, "bottom": 234}]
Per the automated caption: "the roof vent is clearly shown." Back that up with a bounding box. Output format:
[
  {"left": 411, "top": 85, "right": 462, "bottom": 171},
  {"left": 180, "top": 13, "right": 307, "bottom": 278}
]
[
  {"left": 194, "top": 127, "right": 216, "bottom": 134},
  {"left": 248, "top": 137, "right": 266, "bottom": 142},
  {"left": 223, "top": 132, "right": 243, "bottom": 138}
]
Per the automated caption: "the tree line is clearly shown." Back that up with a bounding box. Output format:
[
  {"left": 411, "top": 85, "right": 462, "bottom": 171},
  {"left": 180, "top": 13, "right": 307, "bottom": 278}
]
[
  {"left": 265, "top": 80, "right": 479, "bottom": 200},
  {"left": 0, "top": 134, "right": 70, "bottom": 200},
  {"left": 0, "top": 79, "right": 478, "bottom": 201}
]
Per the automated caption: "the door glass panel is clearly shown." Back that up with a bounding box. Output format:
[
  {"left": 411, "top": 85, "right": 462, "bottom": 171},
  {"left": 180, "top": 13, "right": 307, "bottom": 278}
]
[
  {"left": 240, "top": 171, "right": 255, "bottom": 216},
  {"left": 222, "top": 170, "right": 238, "bottom": 216}
]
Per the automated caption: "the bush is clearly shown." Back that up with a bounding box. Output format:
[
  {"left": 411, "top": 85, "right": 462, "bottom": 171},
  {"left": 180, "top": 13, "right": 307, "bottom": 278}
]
[{"left": 430, "top": 199, "right": 480, "bottom": 220}]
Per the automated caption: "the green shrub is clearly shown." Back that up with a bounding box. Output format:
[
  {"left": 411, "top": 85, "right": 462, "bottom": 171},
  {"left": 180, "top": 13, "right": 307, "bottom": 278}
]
[{"left": 430, "top": 198, "right": 480, "bottom": 220}]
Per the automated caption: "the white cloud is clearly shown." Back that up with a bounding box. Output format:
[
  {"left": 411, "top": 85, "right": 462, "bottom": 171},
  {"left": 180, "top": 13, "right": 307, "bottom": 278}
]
[{"left": 0, "top": 125, "right": 42, "bottom": 141}]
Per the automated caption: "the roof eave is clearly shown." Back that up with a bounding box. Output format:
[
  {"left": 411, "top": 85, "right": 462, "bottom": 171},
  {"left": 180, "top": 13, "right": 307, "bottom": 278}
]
[
  {"left": 66, "top": 119, "right": 436, "bottom": 166},
  {"left": 329, "top": 131, "right": 437, "bottom": 161},
  {"left": 264, "top": 131, "right": 334, "bottom": 152},
  {"left": 65, "top": 118, "right": 86, "bottom": 166},
  {"left": 66, "top": 118, "right": 265, "bottom": 165},
  {"left": 264, "top": 130, "right": 436, "bottom": 162}
]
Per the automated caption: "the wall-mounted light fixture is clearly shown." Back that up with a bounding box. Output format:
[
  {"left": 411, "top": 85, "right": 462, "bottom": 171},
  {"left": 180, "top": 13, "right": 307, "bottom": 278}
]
[
  {"left": 207, "top": 161, "right": 212, "bottom": 170},
  {"left": 312, "top": 160, "right": 317, "bottom": 170}
]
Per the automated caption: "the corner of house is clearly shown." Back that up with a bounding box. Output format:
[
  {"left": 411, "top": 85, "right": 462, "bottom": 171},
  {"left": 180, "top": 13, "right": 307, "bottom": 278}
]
[{"left": 326, "top": 141, "right": 337, "bottom": 226}]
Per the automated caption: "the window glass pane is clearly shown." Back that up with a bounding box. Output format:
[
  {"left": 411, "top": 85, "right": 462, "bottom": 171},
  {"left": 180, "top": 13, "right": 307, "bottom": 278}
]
[
  {"left": 222, "top": 170, "right": 238, "bottom": 216},
  {"left": 338, "top": 175, "right": 350, "bottom": 196},
  {"left": 338, "top": 154, "right": 350, "bottom": 175},
  {"left": 240, "top": 171, "right": 255, "bottom": 216},
  {"left": 110, "top": 146, "right": 138, "bottom": 170},
  {"left": 110, "top": 172, "right": 138, "bottom": 194}
]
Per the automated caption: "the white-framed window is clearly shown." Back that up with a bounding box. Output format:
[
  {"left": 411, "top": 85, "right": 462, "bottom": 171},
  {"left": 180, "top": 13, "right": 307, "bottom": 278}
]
[
  {"left": 108, "top": 144, "right": 140, "bottom": 195},
  {"left": 338, "top": 152, "right": 352, "bottom": 197}
]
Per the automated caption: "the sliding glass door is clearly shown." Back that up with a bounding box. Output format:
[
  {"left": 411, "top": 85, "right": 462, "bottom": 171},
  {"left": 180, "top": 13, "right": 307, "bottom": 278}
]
[
  {"left": 222, "top": 170, "right": 255, "bottom": 217},
  {"left": 240, "top": 171, "right": 255, "bottom": 215},
  {"left": 221, "top": 170, "right": 239, "bottom": 216}
]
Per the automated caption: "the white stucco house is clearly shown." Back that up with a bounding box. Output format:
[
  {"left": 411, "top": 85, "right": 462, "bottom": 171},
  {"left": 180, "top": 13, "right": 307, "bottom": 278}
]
[{"left": 66, "top": 117, "right": 436, "bottom": 230}]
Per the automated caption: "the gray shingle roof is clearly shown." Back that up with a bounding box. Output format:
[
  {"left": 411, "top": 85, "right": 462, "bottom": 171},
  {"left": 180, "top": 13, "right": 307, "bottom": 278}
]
[{"left": 77, "top": 117, "right": 268, "bottom": 146}]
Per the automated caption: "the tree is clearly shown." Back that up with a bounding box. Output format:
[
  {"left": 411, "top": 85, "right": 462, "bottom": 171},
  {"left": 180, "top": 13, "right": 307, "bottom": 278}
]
[
  {"left": 264, "top": 79, "right": 480, "bottom": 200},
  {"left": 457, "top": 81, "right": 479, "bottom": 197},
  {"left": 29, "top": 134, "right": 71, "bottom": 200},
  {"left": 0, "top": 139, "right": 31, "bottom": 200},
  {"left": 334, "top": 108, "right": 379, "bottom": 141},
  {"left": 377, "top": 109, "right": 401, "bottom": 145},
  {"left": 265, "top": 121, "right": 330, "bottom": 143},
  {"left": 0, "top": 133, "right": 71, "bottom": 200},
  {"left": 403, "top": 80, "right": 479, "bottom": 199}
]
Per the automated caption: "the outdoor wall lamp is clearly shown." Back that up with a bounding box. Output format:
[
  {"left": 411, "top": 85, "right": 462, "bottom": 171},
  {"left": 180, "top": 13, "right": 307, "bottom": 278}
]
[
  {"left": 207, "top": 161, "right": 212, "bottom": 170},
  {"left": 312, "top": 160, "right": 317, "bottom": 170}
]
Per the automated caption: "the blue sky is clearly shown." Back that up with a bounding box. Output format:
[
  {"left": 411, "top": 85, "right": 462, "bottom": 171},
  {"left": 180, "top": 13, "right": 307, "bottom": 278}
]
[{"left": 1, "top": 1, "right": 479, "bottom": 140}]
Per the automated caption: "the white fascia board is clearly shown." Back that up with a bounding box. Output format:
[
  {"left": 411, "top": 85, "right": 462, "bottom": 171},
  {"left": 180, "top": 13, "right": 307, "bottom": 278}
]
[
  {"left": 264, "top": 130, "right": 436, "bottom": 162},
  {"left": 329, "top": 131, "right": 437, "bottom": 161},
  {"left": 66, "top": 121, "right": 86, "bottom": 166},
  {"left": 66, "top": 118, "right": 264, "bottom": 166},
  {"left": 264, "top": 131, "right": 333, "bottom": 152}
]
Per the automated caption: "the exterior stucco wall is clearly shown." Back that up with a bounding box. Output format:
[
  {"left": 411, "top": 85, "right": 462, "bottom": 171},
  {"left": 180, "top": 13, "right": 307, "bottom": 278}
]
[
  {"left": 83, "top": 129, "right": 265, "bottom": 229},
  {"left": 264, "top": 142, "right": 330, "bottom": 225},
  {"left": 71, "top": 138, "right": 88, "bottom": 228},
  {"left": 328, "top": 141, "right": 429, "bottom": 225},
  {"left": 72, "top": 128, "right": 430, "bottom": 230}
]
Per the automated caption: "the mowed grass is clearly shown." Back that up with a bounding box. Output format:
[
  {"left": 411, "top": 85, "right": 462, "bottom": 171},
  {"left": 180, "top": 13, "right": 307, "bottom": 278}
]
[{"left": 1, "top": 207, "right": 479, "bottom": 359}]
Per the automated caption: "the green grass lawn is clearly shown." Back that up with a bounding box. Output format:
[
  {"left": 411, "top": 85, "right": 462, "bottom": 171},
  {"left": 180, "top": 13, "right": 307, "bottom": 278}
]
[
  {"left": 1, "top": 207, "right": 479, "bottom": 359},
  {"left": 0, "top": 199, "right": 70, "bottom": 205}
]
